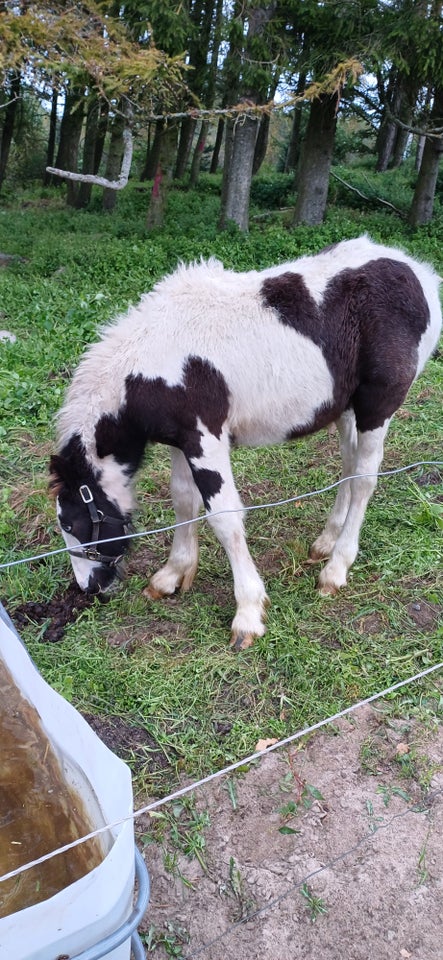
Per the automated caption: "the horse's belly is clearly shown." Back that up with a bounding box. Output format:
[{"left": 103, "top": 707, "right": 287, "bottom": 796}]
[{"left": 225, "top": 342, "right": 335, "bottom": 447}]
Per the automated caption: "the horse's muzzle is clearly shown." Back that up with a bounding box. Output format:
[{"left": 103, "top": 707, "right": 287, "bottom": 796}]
[{"left": 85, "top": 564, "right": 122, "bottom": 595}]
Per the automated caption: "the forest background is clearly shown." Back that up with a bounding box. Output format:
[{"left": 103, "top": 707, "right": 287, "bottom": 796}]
[{"left": 1, "top": 0, "right": 443, "bottom": 230}]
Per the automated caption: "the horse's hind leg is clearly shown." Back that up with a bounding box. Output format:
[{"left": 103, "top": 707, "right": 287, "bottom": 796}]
[
  {"left": 318, "top": 418, "right": 390, "bottom": 595},
  {"left": 145, "top": 447, "right": 201, "bottom": 599},
  {"left": 310, "top": 409, "right": 357, "bottom": 561}
]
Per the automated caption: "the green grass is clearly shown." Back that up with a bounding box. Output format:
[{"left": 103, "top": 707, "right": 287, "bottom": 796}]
[{"left": 1, "top": 170, "right": 442, "bottom": 794}]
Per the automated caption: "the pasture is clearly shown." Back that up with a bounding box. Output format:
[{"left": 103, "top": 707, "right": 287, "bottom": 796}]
[{"left": 1, "top": 174, "right": 442, "bottom": 954}]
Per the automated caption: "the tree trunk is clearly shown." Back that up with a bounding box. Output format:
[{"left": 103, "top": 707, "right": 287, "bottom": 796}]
[
  {"left": 175, "top": 116, "right": 197, "bottom": 178},
  {"left": 284, "top": 106, "right": 303, "bottom": 176},
  {"left": 140, "top": 121, "right": 163, "bottom": 181},
  {"left": 293, "top": 92, "right": 339, "bottom": 226},
  {"left": 212, "top": 0, "right": 243, "bottom": 180},
  {"left": 218, "top": 0, "right": 277, "bottom": 231},
  {"left": 94, "top": 99, "right": 109, "bottom": 174},
  {"left": 146, "top": 122, "right": 178, "bottom": 230},
  {"left": 54, "top": 86, "right": 85, "bottom": 205},
  {"left": 219, "top": 113, "right": 259, "bottom": 231},
  {"left": 415, "top": 135, "right": 425, "bottom": 172},
  {"left": 252, "top": 113, "right": 270, "bottom": 175},
  {"left": 44, "top": 87, "right": 58, "bottom": 186},
  {"left": 76, "top": 95, "right": 101, "bottom": 208},
  {"left": 375, "top": 71, "right": 401, "bottom": 172},
  {"left": 210, "top": 118, "right": 225, "bottom": 172},
  {"left": 414, "top": 87, "right": 432, "bottom": 172},
  {"left": 284, "top": 76, "right": 307, "bottom": 175},
  {"left": 391, "top": 124, "right": 410, "bottom": 168},
  {"left": 190, "top": 120, "right": 209, "bottom": 185},
  {"left": 102, "top": 109, "right": 125, "bottom": 212},
  {"left": 390, "top": 77, "right": 419, "bottom": 169},
  {"left": 376, "top": 116, "right": 397, "bottom": 172},
  {"left": 408, "top": 87, "right": 443, "bottom": 226},
  {"left": 0, "top": 73, "right": 21, "bottom": 192}
]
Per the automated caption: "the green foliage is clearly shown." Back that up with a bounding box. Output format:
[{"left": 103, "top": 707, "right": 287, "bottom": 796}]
[
  {"left": 250, "top": 174, "right": 293, "bottom": 210},
  {"left": 0, "top": 0, "right": 188, "bottom": 117},
  {"left": 142, "top": 920, "right": 189, "bottom": 958},
  {"left": 0, "top": 91, "right": 48, "bottom": 188},
  {"left": 333, "top": 118, "right": 375, "bottom": 163},
  {"left": 381, "top": 0, "right": 443, "bottom": 85},
  {"left": 126, "top": 0, "right": 192, "bottom": 57},
  {"left": 408, "top": 481, "right": 443, "bottom": 532},
  {"left": 141, "top": 793, "right": 210, "bottom": 874},
  {"left": 300, "top": 882, "right": 328, "bottom": 921}
]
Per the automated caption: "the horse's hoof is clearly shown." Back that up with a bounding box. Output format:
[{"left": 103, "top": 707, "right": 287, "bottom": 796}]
[
  {"left": 230, "top": 631, "right": 255, "bottom": 651},
  {"left": 318, "top": 562, "right": 347, "bottom": 596},
  {"left": 180, "top": 569, "right": 197, "bottom": 592},
  {"left": 308, "top": 548, "right": 326, "bottom": 563},
  {"left": 143, "top": 583, "right": 164, "bottom": 600},
  {"left": 309, "top": 541, "right": 333, "bottom": 562},
  {"left": 306, "top": 553, "right": 320, "bottom": 564},
  {"left": 318, "top": 583, "right": 339, "bottom": 597}
]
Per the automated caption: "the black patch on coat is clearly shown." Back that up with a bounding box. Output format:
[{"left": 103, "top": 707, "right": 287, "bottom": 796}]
[
  {"left": 189, "top": 466, "right": 224, "bottom": 509},
  {"left": 50, "top": 434, "right": 97, "bottom": 495},
  {"left": 95, "top": 356, "right": 230, "bottom": 471},
  {"left": 261, "top": 258, "right": 430, "bottom": 434}
]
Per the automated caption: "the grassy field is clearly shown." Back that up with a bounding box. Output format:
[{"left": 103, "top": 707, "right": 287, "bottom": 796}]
[{"left": 1, "top": 170, "right": 442, "bottom": 796}]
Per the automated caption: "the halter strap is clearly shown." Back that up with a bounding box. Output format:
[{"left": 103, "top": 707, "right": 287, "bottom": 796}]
[
  {"left": 68, "top": 484, "right": 132, "bottom": 568},
  {"left": 79, "top": 484, "right": 101, "bottom": 544}
]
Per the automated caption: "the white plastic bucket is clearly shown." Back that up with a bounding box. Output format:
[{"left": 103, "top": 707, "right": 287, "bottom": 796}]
[{"left": 0, "top": 603, "right": 139, "bottom": 960}]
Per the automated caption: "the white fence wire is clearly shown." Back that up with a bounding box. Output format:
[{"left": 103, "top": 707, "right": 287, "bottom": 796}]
[{"left": 1, "top": 459, "right": 442, "bottom": 572}]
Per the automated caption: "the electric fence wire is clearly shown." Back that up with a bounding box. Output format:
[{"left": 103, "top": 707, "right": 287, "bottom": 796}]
[{"left": 0, "top": 459, "right": 442, "bottom": 572}]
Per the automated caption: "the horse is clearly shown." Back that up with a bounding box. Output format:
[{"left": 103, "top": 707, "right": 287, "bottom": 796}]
[{"left": 49, "top": 236, "right": 442, "bottom": 650}]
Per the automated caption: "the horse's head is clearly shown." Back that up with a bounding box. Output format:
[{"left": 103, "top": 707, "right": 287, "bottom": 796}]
[{"left": 49, "top": 448, "right": 133, "bottom": 594}]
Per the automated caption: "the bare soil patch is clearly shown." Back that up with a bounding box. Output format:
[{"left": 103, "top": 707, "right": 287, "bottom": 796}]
[
  {"left": 137, "top": 708, "right": 443, "bottom": 960},
  {"left": 9, "top": 583, "right": 97, "bottom": 642},
  {"left": 81, "top": 713, "right": 171, "bottom": 777}
]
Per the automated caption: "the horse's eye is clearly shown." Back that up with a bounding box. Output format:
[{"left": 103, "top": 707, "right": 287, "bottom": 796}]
[{"left": 61, "top": 523, "right": 73, "bottom": 533}]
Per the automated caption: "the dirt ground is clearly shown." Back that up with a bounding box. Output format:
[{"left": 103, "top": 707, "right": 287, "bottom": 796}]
[{"left": 135, "top": 708, "right": 443, "bottom": 960}]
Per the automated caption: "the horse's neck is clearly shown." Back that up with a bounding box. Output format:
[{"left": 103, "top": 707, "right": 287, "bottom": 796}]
[{"left": 97, "top": 455, "right": 135, "bottom": 517}]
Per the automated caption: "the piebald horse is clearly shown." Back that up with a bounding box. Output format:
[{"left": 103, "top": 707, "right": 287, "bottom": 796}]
[{"left": 50, "top": 237, "right": 442, "bottom": 649}]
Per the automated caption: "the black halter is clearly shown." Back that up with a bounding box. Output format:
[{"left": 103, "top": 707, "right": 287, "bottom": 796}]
[{"left": 68, "top": 484, "right": 132, "bottom": 569}]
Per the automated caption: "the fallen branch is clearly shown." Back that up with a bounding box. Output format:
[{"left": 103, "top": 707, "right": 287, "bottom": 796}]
[
  {"left": 330, "top": 171, "right": 405, "bottom": 217},
  {"left": 46, "top": 125, "right": 133, "bottom": 190}
]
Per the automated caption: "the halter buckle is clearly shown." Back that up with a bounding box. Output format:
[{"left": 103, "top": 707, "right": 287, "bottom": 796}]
[{"left": 79, "top": 484, "right": 94, "bottom": 505}]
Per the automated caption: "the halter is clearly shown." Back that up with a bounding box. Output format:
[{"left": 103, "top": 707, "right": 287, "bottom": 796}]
[{"left": 67, "top": 484, "right": 132, "bottom": 569}]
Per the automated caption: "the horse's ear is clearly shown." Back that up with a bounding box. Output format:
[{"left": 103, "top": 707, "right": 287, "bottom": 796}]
[{"left": 48, "top": 455, "right": 65, "bottom": 498}]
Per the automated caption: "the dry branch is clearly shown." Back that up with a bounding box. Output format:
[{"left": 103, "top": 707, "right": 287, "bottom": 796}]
[
  {"left": 46, "top": 126, "right": 133, "bottom": 191},
  {"left": 330, "top": 172, "right": 405, "bottom": 217}
]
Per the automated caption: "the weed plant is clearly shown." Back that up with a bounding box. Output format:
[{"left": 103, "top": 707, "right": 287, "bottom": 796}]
[{"left": 0, "top": 167, "right": 442, "bottom": 794}]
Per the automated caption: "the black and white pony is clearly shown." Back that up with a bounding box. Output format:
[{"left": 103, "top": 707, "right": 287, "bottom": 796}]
[{"left": 50, "top": 236, "right": 441, "bottom": 649}]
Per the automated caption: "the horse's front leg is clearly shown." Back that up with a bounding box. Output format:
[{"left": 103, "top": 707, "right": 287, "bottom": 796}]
[
  {"left": 188, "top": 427, "right": 269, "bottom": 651},
  {"left": 145, "top": 447, "right": 201, "bottom": 599}
]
